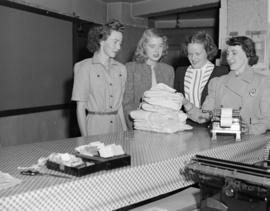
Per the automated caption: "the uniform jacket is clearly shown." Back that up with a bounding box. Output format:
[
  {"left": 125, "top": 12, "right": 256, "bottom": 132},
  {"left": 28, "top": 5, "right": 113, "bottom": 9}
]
[
  {"left": 123, "top": 61, "right": 174, "bottom": 129},
  {"left": 72, "top": 57, "right": 127, "bottom": 136},
  {"left": 190, "top": 69, "right": 270, "bottom": 134}
]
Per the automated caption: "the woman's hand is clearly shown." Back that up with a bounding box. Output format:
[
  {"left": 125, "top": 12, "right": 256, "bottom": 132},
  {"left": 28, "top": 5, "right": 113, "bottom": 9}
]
[
  {"left": 197, "top": 112, "right": 210, "bottom": 123},
  {"left": 241, "top": 120, "right": 250, "bottom": 134},
  {"left": 182, "top": 98, "right": 194, "bottom": 113},
  {"left": 182, "top": 97, "right": 189, "bottom": 106}
]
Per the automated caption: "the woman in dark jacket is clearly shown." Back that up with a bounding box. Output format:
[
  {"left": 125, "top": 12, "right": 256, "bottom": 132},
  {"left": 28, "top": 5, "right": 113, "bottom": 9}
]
[
  {"left": 123, "top": 28, "right": 174, "bottom": 129},
  {"left": 174, "top": 31, "right": 229, "bottom": 126}
]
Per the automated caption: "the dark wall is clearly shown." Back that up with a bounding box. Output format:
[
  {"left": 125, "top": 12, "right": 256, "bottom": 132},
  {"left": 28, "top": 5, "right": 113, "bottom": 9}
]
[
  {"left": 73, "top": 21, "right": 99, "bottom": 63},
  {"left": 0, "top": 5, "right": 73, "bottom": 112}
]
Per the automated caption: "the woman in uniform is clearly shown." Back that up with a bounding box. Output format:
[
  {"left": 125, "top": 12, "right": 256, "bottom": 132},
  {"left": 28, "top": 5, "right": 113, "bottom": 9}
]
[
  {"left": 71, "top": 20, "right": 127, "bottom": 136},
  {"left": 183, "top": 36, "right": 270, "bottom": 134}
]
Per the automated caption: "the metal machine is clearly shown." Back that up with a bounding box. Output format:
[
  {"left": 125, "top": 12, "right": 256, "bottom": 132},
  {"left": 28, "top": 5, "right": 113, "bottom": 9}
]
[
  {"left": 186, "top": 155, "right": 270, "bottom": 211},
  {"left": 208, "top": 108, "right": 241, "bottom": 141}
]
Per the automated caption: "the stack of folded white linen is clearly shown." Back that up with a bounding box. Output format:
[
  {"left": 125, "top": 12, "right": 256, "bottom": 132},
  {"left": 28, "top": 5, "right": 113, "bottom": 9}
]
[{"left": 130, "top": 83, "right": 192, "bottom": 133}]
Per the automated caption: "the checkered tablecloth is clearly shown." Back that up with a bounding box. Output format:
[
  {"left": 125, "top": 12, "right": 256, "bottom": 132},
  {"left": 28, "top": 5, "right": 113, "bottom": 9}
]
[{"left": 0, "top": 128, "right": 269, "bottom": 211}]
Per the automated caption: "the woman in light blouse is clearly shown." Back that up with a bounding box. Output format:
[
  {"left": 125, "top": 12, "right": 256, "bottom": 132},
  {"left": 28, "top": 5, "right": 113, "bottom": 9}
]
[{"left": 184, "top": 36, "right": 270, "bottom": 135}]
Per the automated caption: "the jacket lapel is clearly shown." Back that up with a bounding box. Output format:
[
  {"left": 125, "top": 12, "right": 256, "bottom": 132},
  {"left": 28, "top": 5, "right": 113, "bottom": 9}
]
[{"left": 224, "top": 73, "right": 247, "bottom": 97}]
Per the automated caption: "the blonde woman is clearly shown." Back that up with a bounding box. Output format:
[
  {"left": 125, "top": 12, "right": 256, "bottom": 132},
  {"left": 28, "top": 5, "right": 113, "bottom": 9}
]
[{"left": 123, "top": 28, "right": 174, "bottom": 129}]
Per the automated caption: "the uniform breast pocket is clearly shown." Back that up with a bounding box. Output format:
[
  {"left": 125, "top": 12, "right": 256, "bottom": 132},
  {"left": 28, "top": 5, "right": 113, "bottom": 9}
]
[
  {"left": 89, "top": 74, "right": 106, "bottom": 94},
  {"left": 221, "top": 92, "right": 242, "bottom": 109}
]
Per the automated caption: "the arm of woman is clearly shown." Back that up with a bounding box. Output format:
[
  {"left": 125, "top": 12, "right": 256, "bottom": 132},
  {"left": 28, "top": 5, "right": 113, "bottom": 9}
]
[
  {"left": 186, "top": 77, "right": 218, "bottom": 123},
  {"left": 201, "top": 77, "right": 218, "bottom": 111},
  {"left": 119, "top": 65, "right": 128, "bottom": 131},
  {"left": 122, "top": 63, "right": 137, "bottom": 129},
  {"left": 71, "top": 61, "right": 90, "bottom": 136},
  {"left": 184, "top": 101, "right": 210, "bottom": 124},
  {"left": 118, "top": 104, "right": 127, "bottom": 131},
  {"left": 76, "top": 101, "right": 87, "bottom": 136},
  {"left": 249, "top": 77, "right": 270, "bottom": 134}
]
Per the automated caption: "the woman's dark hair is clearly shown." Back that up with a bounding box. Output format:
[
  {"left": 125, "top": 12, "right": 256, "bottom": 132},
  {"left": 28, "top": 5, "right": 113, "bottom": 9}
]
[
  {"left": 226, "top": 36, "right": 258, "bottom": 66},
  {"left": 183, "top": 31, "right": 218, "bottom": 61},
  {"left": 87, "top": 19, "right": 125, "bottom": 53}
]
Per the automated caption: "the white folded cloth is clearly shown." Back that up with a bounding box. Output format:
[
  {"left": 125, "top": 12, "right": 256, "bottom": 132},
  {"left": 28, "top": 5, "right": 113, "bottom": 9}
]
[
  {"left": 134, "top": 122, "right": 192, "bottom": 133},
  {"left": 130, "top": 83, "right": 192, "bottom": 133},
  {"left": 143, "top": 97, "right": 182, "bottom": 111},
  {"left": 130, "top": 110, "right": 192, "bottom": 133},
  {"left": 150, "top": 83, "right": 176, "bottom": 93},
  {"left": 141, "top": 103, "right": 176, "bottom": 114},
  {"left": 99, "top": 144, "right": 125, "bottom": 158},
  {"left": 144, "top": 90, "right": 182, "bottom": 101},
  {"left": 143, "top": 84, "right": 184, "bottom": 111}
]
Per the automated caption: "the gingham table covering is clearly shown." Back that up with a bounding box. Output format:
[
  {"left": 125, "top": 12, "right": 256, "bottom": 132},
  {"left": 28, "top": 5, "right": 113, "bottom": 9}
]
[{"left": 0, "top": 129, "right": 269, "bottom": 211}]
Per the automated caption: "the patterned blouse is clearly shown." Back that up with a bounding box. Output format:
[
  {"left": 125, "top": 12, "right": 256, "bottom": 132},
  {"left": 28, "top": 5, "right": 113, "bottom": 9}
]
[{"left": 184, "top": 61, "right": 214, "bottom": 108}]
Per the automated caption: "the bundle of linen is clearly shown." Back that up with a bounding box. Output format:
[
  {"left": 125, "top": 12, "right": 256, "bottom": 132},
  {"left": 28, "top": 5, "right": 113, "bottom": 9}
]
[
  {"left": 130, "top": 83, "right": 192, "bottom": 133},
  {"left": 143, "top": 83, "right": 183, "bottom": 111}
]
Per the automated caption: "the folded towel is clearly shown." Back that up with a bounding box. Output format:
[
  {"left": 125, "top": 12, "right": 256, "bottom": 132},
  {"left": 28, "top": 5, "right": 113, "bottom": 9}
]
[
  {"left": 143, "top": 97, "right": 182, "bottom": 111},
  {"left": 130, "top": 83, "right": 192, "bottom": 133},
  {"left": 131, "top": 110, "right": 192, "bottom": 133},
  {"left": 141, "top": 103, "right": 175, "bottom": 114},
  {"left": 134, "top": 120, "right": 192, "bottom": 133},
  {"left": 150, "top": 83, "right": 176, "bottom": 93},
  {"left": 144, "top": 90, "right": 183, "bottom": 100}
]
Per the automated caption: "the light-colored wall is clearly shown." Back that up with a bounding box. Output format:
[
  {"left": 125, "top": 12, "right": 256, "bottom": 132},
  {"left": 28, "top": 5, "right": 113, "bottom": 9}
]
[
  {"left": 8, "top": 0, "right": 107, "bottom": 23},
  {"left": 72, "top": 0, "right": 106, "bottom": 24},
  {"left": 106, "top": 2, "right": 147, "bottom": 64},
  {"left": 227, "top": 0, "right": 267, "bottom": 35},
  {"left": 219, "top": 0, "right": 269, "bottom": 71},
  {"left": 269, "top": 0, "right": 270, "bottom": 70},
  {"left": 107, "top": 2, "right": 147, "bottom": 27},
  {"left": 132, "top": 0, "right": 220, "bottom": 17}
]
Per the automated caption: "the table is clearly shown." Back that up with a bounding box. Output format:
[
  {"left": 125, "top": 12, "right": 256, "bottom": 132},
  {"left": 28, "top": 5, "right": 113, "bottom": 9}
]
[{"left": 0, "top": 128, "right": 269, "bottom": 210}]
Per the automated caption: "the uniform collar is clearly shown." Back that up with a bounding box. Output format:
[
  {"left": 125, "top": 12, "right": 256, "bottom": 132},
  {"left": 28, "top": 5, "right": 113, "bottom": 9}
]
[
  {"left": 92, "top": 54, "right": 118, "bottom": 66},
  {"left": 237, "top": 67, "right": 254, "bottom": 83},
  {"left": 224, "top": 67, "right": 254, "bottom": 96}
]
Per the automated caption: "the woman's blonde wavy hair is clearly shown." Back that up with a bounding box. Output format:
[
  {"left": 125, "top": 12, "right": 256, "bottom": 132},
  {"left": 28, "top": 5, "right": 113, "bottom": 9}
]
[{"left": 133, "top": 28, "right": 168, "bottom": 63}]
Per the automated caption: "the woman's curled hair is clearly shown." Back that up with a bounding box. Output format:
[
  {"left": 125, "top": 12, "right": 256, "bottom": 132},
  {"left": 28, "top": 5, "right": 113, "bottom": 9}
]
[
  {"left": 133, "top": 28, "right": 168, "bottom": 63},
  {"left": 183, "top": 31, "right": 218, "bottom": 61},
  {"left": 87, "top": 19, "right": 124, "bottom": 53},
  {"left": 226, "top": 36, "right": 258, "bottom": 66}
]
